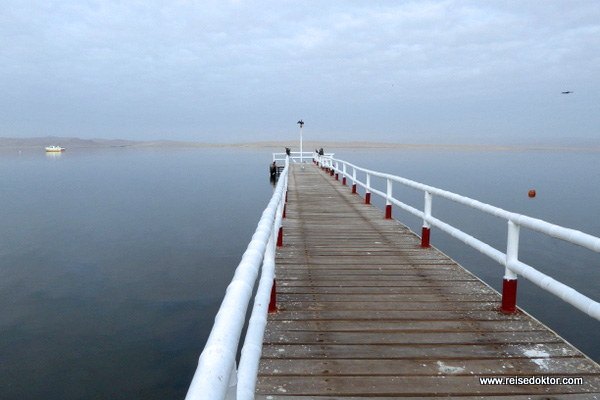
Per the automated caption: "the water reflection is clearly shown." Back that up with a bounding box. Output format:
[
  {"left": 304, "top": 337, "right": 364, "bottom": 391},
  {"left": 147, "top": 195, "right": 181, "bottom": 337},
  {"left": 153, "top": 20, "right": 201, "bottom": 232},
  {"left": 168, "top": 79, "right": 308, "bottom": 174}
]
[{"left": 45, "top": 151, "right": 62, "bottom": 159}]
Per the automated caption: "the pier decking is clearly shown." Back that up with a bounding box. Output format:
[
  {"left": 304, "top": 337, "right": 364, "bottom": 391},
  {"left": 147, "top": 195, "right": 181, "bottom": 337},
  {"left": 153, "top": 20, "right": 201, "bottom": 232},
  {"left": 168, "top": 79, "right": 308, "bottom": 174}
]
[{"left": 256, "top": 163, "right": 600, "bottom": 399}]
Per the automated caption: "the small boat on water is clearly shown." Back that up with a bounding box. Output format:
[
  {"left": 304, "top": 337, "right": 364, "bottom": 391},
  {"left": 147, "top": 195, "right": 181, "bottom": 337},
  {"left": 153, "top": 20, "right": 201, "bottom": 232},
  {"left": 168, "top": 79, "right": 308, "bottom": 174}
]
[{"left": 45, "top": 145, "right": 65, "bottom": 152}]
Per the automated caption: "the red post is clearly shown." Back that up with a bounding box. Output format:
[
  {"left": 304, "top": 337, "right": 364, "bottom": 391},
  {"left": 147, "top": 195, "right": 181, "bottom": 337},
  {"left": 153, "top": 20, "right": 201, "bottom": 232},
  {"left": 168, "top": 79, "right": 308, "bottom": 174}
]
[
  {"left": 335, "top": 173, "right": 339, "bottom": 180},
  {"left": 365, "top": 193, "right": 371, "bottom": 204},
  {"left": 285, "top": 190, "right": 288, "bottom": 202},
  {"left": 277, "top": 227, "right": 283, "bottom": 247},
  {"left": 282, "top": 204, "right": 286, "bottom": 218},
  {"left": 342, "top": 177, "right": 346, "bottom": 186},
  {"left": 421, "top": 227, "right": 430, "bottom": 247},
  {"left": 268, "top": 279, "right": 278, "bottom": 313},
  {"left": 501, "top": 278, "right": 518, "bottom": 313},
  {"left": 352, "top": 184, "right": 357, "bottom": 194},
  {"left": 385, "top": 205, "right": 392, "bottom": 219},
  {"left": 330, "top": 169, "right": 334, "bottom": 176}
]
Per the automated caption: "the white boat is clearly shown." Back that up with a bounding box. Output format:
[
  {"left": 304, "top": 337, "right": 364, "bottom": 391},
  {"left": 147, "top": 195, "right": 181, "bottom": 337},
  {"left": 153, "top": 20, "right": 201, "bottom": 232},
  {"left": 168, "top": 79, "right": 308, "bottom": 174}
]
[{"left": 45, "top": 145, "right": 65, "bottom": 152}]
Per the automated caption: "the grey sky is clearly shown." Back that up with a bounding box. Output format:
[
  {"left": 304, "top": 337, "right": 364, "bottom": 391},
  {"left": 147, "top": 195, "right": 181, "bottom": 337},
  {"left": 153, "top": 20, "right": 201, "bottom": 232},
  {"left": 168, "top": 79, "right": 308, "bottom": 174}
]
[{"left": 1, "top": 1, "right": 598, "bottom": 144}]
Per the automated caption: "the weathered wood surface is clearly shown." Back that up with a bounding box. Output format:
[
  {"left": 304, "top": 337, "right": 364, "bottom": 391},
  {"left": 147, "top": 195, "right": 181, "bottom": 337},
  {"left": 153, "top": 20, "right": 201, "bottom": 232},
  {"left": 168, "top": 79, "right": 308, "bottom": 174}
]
[{"left": 256, "top": 163, "right": 600, "bottom": 399}]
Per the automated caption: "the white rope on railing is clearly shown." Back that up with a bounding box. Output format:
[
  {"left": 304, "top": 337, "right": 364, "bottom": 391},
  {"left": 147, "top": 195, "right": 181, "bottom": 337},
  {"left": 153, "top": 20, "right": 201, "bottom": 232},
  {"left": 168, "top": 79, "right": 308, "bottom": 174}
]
[
  {"left": 185, "top": 157, "right": 289, "bottom": 400},
  {"left": 316, "top": 154, "right": 600, "bottom": 322}
]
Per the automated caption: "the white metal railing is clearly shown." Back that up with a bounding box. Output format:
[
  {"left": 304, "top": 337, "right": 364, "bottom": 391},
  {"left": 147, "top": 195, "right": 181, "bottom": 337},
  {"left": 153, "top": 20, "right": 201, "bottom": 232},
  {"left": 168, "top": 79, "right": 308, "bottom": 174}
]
[
  {"left": 185, "top": 157, "right": 289, "bottom": 400},
  {"left": 315, "top": 154, "right": 600, "bottom": 320},
  {"left": 273, "top": 151, "right": 333, "bottom": 164}
]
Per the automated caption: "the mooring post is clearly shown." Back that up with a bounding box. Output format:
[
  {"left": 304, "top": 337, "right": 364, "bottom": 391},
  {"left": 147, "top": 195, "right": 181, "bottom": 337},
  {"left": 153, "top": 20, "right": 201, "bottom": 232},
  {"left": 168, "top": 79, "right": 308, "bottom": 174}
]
[
  {"left": 385, "top": 178, "right": 392, "bottom": 219},
  {"left": 421, "top": 191, "right": 432, "bottom": 247},
  {"left": 351, "top": 166, "right": 357, "bottom": 194},
  {"left": 502, "top": 221, "right": 519, "bottom": 313},
  {"left": 342, "top": 163, "right": 347, "bottom": 186}
]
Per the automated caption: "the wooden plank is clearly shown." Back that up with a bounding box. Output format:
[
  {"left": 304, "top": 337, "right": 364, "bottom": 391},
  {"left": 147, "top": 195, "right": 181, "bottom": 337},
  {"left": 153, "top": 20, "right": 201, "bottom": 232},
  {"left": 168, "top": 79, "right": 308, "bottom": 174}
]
[
  {"left": 261, "top": 319, "right": 547, "bottom": 332},
  {"left": 259, "top": 357, "right": 596, "bottom": 376},
  {"left": 256, "top": 375, "right": 600, "bottom": 396},
  {"left": 279, "top": 279, "right": 479, "bottom": 287},
  {"left": 260, "top": 343, "right": 583, "bottom": 359},
  {"left": 277, "top": 293, "right": 500, "bottom": 302},
  {"left": 263, "top": 330, "right": 563, "bottom": 345},
  {"left": 278, "top": 300, "right": 501, "bottom": 311},
  {"left": 257, "top": 395, "right": 600, "bottom": 400},
  {"left": 277, "top": 286, "right": 497, "bottom": 294},
  {"left": 267, "top": 310, "right": 530, "bottom": 321}
]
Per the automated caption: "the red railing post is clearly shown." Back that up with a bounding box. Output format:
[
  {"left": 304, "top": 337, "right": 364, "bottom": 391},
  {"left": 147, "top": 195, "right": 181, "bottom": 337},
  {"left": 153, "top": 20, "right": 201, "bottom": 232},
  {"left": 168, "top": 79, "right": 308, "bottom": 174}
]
[
  {"left": 268, "top": 279, "right": 278, "bottom": 313},
  {"left": 421, "top": 227, "right": 431, "bottom": 247},
  {"left": 365, "top": 173, "right": 371, "bottom": 204},
  {"left": 501, "top": 278, "right": 518, "bottom": 313},
  {"left": 421, "top": 192, "right": 432, "bottom": 248},
  {"left": 385, "top": 178, "right": 392, "bottom": 219},
  {"left": 501, "top": 221, "right": 520, "bottom": 313}
]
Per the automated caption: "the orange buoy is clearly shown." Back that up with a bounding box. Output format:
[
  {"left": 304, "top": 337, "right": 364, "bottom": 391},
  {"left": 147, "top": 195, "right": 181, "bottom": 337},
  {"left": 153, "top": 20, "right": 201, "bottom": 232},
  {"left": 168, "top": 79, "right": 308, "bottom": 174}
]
[{"left": 528, "top": 190, "right": 536, "bottom": 198}]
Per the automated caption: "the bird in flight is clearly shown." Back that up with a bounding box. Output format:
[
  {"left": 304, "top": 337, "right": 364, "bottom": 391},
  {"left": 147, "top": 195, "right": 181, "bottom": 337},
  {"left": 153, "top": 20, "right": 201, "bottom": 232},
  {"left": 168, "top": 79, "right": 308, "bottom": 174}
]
[{"left": 562, "top": 91, "right": 573, "bottom": 94}]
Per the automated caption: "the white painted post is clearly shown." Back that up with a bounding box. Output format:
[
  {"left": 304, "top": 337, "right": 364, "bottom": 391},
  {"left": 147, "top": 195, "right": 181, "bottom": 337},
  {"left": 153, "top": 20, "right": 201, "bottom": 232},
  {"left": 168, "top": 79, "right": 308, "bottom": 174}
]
[
  {"left": 502, "top": 221, "right": 520, "bottom": 313},
  {"left": 299, "top": 125, "right": 303, "bottom": 163},
  {"left": 385, "top": 178, "right": 392, "bottom": 219}
]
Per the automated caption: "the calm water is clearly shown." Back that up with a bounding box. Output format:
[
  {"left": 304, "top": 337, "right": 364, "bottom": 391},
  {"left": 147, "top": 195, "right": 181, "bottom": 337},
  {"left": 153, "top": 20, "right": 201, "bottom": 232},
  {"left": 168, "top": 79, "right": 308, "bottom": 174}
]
[{"left": 0, "top": 147, "right": 598, "bottom": 398}]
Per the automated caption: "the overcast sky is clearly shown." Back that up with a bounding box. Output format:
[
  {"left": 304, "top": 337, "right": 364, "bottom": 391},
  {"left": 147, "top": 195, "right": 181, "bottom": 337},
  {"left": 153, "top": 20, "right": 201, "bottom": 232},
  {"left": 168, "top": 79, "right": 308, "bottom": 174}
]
[{"left": 1, "top": 1, "right": 598, "bottom": 144}]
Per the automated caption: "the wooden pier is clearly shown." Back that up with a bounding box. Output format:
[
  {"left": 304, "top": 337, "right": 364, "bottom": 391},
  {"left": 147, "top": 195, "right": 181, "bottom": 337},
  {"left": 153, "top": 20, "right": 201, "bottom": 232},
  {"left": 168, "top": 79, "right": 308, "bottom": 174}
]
[{"left": 256, "top": 163, "right": 600, "bottom": 399}]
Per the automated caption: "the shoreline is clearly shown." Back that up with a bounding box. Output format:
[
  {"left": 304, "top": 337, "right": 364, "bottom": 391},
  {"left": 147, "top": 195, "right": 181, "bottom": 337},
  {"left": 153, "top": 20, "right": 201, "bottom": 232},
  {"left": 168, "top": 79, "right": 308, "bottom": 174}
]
[{"left": 1, "top": 137, "right": 599, "bottom": 152}]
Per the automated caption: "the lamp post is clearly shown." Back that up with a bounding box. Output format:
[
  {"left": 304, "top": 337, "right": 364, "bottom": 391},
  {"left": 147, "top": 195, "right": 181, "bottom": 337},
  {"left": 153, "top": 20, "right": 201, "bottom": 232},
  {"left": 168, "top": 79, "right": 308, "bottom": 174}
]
[{"left": 297, "top": 120, "right": 304, "bottom": 163}]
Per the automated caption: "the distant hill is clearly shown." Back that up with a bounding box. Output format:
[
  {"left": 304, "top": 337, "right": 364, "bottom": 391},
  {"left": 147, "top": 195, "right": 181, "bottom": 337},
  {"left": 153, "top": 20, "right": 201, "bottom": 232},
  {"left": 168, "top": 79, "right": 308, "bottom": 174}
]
[
  {"left": 1, "top": 136, "right": 599, "bottom": 151},
  {"left": 0, "top": 136, "right": 143, "bottom": 148},
  {"left": 0, "top": 136, "right": 219, "bottom": 149}
]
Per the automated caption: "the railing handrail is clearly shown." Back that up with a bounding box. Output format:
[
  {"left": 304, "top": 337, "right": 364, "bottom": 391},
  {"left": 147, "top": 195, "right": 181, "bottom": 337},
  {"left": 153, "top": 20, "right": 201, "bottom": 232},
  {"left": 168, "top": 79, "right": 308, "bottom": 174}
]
[
  {"left": 316, "top": 154, "right": 600, "bottom": 321},
  {"left": 326, "top": 157, "right": 600, "bottom": 253},
  {"left": 273, "top": 152, "right": 334, "bottom": 162},
  {"left": 185, "top": 157, "right": 289, "bottom": 400}
]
